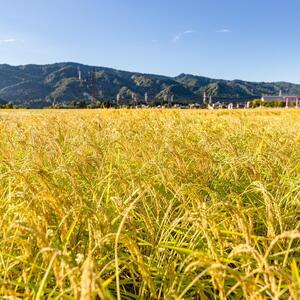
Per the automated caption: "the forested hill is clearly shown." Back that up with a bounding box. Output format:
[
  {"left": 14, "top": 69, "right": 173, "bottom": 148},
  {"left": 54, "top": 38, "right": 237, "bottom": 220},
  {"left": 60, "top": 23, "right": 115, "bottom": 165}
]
[{"left": 0, "top": 62, "right": 300, "bottom": 107}]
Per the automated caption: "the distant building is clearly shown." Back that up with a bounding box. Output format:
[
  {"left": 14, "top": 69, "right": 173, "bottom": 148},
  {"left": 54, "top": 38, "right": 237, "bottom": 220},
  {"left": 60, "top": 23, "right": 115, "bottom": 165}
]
[
  {"left": 261, "top": 95, "right": 300, "bottom": 107},
  {"left": 261, "top": 95, "right": 300, "bottom": 103},
  {"left": 212, "top": 101, "right": 226, "bottom": 109}
]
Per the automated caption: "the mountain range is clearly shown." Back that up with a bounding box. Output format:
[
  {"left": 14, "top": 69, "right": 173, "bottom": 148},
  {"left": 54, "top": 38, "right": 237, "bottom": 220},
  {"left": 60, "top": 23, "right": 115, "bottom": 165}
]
[{"left": 0, "top": 62, "right": 300, "bottom": 108}]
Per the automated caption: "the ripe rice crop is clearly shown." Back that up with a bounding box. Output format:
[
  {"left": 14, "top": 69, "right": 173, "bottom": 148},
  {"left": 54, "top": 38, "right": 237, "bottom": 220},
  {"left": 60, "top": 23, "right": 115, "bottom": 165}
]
[{"left": 0, "top": 109, "right": 299, "bottom": 299}]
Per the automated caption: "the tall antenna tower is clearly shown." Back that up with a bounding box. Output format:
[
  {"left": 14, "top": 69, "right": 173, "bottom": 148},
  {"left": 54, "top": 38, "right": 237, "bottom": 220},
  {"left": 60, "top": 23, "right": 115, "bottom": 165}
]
[
  {"left": 203, "top": 92, "right": 207, "bottom": 104},
  {"left": 164, "top": 94, "right": 168, "bottom": 106},
  {"left": 90, "top": 67, "right": 99, "bottom": 104},
  {"left": 167, "top": 94, "right": 174, "bottom": 107},
  {"left": 78, "top": 67, "right": 82, "bottom": 81}
]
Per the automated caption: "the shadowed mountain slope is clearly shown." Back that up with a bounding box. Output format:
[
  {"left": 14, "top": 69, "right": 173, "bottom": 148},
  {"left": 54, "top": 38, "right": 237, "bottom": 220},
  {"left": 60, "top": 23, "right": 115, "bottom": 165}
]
[{"left": 0, "top": 63, "right": 300, "bottom": 107}]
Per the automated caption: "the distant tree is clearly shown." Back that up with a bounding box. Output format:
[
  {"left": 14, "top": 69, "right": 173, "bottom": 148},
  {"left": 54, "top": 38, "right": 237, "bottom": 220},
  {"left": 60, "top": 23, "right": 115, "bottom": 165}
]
[
  {"left": 250, "top": 99, "right": 263, "bottom": 108},
  {"left": 249, "top": 99, "right": 285, "bottom": 108},
  {"left": 263, "top": 100, "right": 285, "bottom": 108},
  {"left": 78, "top": 100, "right": 87, "bottom": 108},
  {"left": 3, "top": 102, "right": 14, "bottom": 109}
]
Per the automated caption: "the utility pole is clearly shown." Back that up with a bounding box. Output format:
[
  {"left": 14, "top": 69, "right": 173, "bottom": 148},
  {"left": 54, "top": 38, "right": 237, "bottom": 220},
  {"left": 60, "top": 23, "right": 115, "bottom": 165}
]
[
  {"left": 116, "top": 93, "right": 120, "bottom": 106},
  {"left": 203, "top": 92, "right": 207, "bottom": 105}
]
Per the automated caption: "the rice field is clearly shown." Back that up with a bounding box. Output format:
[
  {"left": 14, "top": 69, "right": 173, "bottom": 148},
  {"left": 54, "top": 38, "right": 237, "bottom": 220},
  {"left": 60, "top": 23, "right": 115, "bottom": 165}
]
[{"left": 0, "top": 109, "right": 299, "bottom": 299}]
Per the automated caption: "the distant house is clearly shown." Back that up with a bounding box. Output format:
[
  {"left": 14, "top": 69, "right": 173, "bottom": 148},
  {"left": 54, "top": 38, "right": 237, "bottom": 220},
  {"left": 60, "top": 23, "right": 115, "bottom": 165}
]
[{"left": 213, "top": 101, "right": 226, "bottom": 109}]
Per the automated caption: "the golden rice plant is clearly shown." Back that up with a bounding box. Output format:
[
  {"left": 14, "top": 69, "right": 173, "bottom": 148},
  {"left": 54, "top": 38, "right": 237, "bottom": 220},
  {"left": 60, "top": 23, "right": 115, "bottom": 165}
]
[{"left": 0, "top": 109, "right": 299, "bottom": 299}]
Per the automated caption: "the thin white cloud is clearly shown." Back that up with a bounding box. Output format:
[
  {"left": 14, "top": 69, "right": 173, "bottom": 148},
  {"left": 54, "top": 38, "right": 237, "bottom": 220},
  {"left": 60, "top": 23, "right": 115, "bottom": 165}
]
[
  {"left": 0, "top": 38, "right": 18, "bottom": 44},
  {"left": 173, "top": 30, "right": 194, "bottom": 42},
  {"left": 216, "top": 29, "right": 231, "bottom": 33}
]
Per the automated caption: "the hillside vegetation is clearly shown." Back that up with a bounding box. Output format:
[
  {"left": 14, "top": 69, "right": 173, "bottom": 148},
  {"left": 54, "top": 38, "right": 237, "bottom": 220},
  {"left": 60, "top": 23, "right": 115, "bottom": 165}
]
[
  {"left": 0, "top": 109, "right": 300, "bottom": 299},
  {"left": 1, "top": 63, "right": 300, "bottom": 107}
]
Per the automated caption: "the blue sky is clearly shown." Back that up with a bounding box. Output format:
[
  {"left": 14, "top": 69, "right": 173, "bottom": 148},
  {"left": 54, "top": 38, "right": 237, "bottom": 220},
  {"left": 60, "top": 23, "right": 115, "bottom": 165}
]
[{"left": 0, "top": 0, "right": 300, "bottom": 83}]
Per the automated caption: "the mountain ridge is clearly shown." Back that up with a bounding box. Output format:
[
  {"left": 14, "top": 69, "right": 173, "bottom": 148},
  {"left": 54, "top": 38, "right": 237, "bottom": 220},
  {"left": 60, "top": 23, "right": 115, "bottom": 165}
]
[{"left": 1, "top": 62, "right": 300, "bottom": 107}]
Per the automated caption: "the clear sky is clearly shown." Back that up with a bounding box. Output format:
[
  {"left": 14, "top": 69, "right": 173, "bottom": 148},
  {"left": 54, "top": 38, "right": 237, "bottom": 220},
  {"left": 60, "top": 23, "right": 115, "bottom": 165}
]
[{"left": 0, "top": 0, "right": 300, "bottom": 83}]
